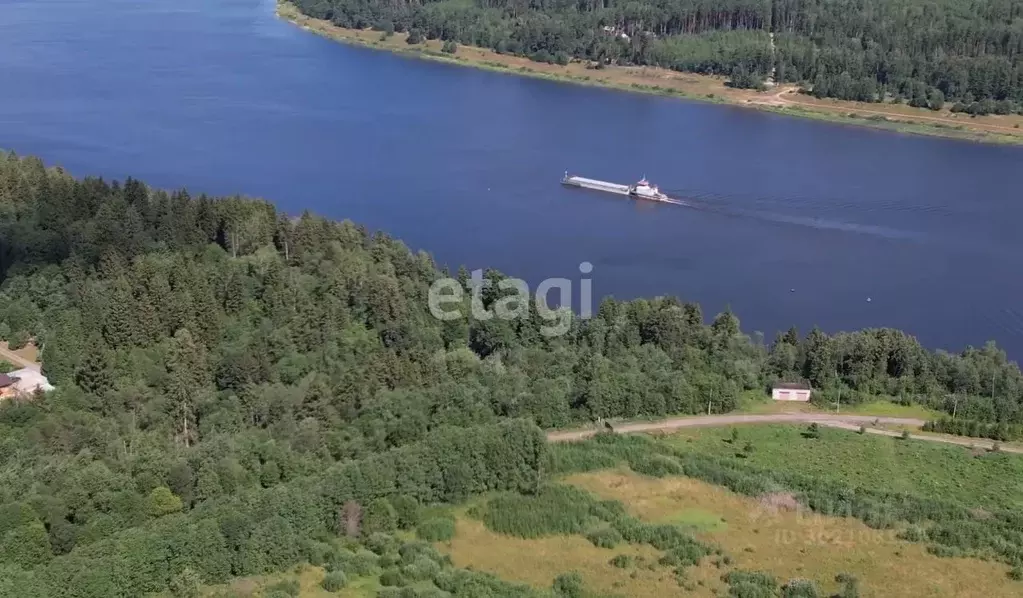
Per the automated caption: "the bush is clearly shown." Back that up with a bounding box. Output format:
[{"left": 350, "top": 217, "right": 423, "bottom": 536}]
[
  {"left": 390, "top": 495, "right": 421, "bottom": 530},
  {"left": 724, "top": 569, "right": 777, "bottom": 597},
  {"left": 379, "top": 567, "right": 405, "bottom": 586},
  {"left": 586, "top": 526, "right": 623, "bottom": 549},
  {"left": 321, "top": 571, "right": 348, "bottom": 592},
  {"left": 482, "top": 485, "right": 594, "bottom": 538},
  {"left": 802, "top": 423, "right": 821, "bottom": 439},
  {"left": 406, "top": 29, "right": 423, "bottom": 44},
  {"left": 147, "top": 486, "right": 183, "bottom": 517},
  {"left": 7, "top": 330, "right": 29, "bottom": 350},
  {"left": 265, "top": 579, "right": 300, "bottom": 597},
  {"left": 365, "top": 532, "right": 400, "bottom": 555},
  {"left": 416, "top": 515, "right": 456, "bottom": 542},
  {"left": 552, "top": 572, "right": 584, "bottom": 598},
  {"left": 401, "top": 555, "right": 441, "bottom": 580},
  {"left": 781, "top": 579, "right": 820, "bottom": 597},
  {"left": 1008, "top": 566, "right": 1023, "bottom": 581},
  {"left": 609, "top": 554, "right": 633, "bottom": 568},
  {"left": 441, "top": 40, "right": 457, "bottom": 54},
  {"left": 835, "top": 573, "right": 860, "bottom": 598},
  {"left": 364, "top": 498, "right": 398, "bottom": 535},
  {"left": 629, "top": 454, "right": 683, "bottom": 477},
  {"left": 169, "top": 568, "right": 202, "bottom": 598}
]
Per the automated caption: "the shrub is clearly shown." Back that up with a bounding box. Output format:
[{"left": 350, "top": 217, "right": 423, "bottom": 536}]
[
  {"left": 320, "top": 571, "right": 348, "bottom": 592},
  {"left": 265, "top": 579, "right": 300, "bottom": 597},
  {"left": 390, "top": 495, "right": 421, "bottom": 530},
  {"left": 1008, "top": 566, "right": 1023, "bottom": 581},
  {"left": 406, "top": 29, "right": 423, "bottom": 44},
  {"left": 802, "top": 423, "right": 821, "bottom": 439},
  {"left": 365, "top": 532, "right": 400, "bottom": 555},
  {"left": 169, "top": 568, "right": 202, "bottom": 598},
  {"left": 901, "top": 430, "right": 911, "bottom": 440},
  {"left": 835, "top": 573, "right": 860, "bottom": 598},
  {"left": 402, "top": 555, "right": 441, "bottom": 580},
  {"left": 629, "top": 454, "right": 683, "bottom": 477},
  {"left": 417, "top": 516, "right": 456, "bottom": 541},
  {"left": 379, "top": 567, "right": 405, "bottom": 586},
  {"left": 483, "top": 485, "right": 594, "bottom": 538},
  {"left": 441, "top": 40, "right": 457, "bottom": 54},
  {"left": 147, "top": 486, "right": 183, "bottom": 517},
  {"left": 552, "top": 572, "right": 584, "bottom": 598},
  {"left": 364, "top": 498, "right": 398, "bottom": 535},
  {"left": 586, "top": 526, "right": 623, "bottom": 549},
  {"left": 781, "top": 578, "right": 820, "bottom": 597},
  {"left": 858, "top": 425, "right": 866, "bottom": 435},
  {"left": 609, "top": 554, "right": 633, "bottom": 568}
]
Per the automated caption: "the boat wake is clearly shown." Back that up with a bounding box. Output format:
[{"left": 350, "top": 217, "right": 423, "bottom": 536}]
[{"left": 660, "top": 188, "right": 925, "bottom": 242}]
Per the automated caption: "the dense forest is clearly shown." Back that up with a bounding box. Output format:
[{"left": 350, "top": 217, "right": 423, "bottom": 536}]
[
  {"left": 0, "top": 151, "right": 1022, "bottom": 595},
  {"left": 291, "top": 0, "right": 1023, "bottom": 113}
]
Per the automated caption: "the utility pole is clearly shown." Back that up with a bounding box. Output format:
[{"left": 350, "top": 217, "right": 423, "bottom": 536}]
[
  {"left": 952, "top": 394, "right": 959, "bottom": 420},
  {"left": 707, "top": 389, "right": 715, "bottom": 415},
  {"left": 836, "top": 387, "right": 841, "bottom": 414}
]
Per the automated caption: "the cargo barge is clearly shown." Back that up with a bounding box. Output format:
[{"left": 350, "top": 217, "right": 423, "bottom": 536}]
[{"left": 561, "top": 172, "right": 686, "bottom": 206}]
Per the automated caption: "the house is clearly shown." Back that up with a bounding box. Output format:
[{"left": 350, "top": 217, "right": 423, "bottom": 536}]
[
  {"left": 0, "top": 368, "right": 54, "bottom": 399},
  {"left": 0, "top": 374, "right": 15, "bottom": 399},
  {"left": 772, "top": 382, "right": 812, "bottom": 402}
]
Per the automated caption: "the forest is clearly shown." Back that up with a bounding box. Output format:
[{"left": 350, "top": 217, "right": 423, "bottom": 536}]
[
  {"left": 291, "top": 0, "right": 1023, "bottom": 113},
  {"left": 1, "top": 151, "right": 1023, "bottom": 595}
]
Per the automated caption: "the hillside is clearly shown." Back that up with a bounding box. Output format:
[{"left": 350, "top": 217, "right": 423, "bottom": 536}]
[{"left": 1, "top": 152, "right": 1023, "bottom": 596}]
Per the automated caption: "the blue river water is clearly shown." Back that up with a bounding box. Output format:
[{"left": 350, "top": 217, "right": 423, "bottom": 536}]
[{"left": 2, "top": 0, "right": 1022, "bottom": 355}]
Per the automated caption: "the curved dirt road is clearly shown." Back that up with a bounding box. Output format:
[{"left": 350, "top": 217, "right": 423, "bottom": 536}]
[
  {"left": 547, "top": 413, "right": 1023, "bottom": 453},
  {"left": 546, "top": 414, "right": 925, "bottom": 441}
]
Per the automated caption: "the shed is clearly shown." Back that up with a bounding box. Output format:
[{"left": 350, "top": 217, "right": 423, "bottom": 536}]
[{"left": 772, "top": 382, "right": 812, "bottom": 402}]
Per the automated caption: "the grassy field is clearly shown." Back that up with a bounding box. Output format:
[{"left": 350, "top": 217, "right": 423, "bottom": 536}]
[
  {"left": 276, "top": 1, "right": 1023, "bottom": 145},
  {"left": 567, "top": 470, "right": 1021, "bottom": 598},
  {"left": 442, "top": 514, "right": 680, "bottom": 596},
  {"left": 736, "top": 392, "right": 942, "bottom": 419},
  {"left": 663, "top": 424, "right": 1023, "bottom": 510}
]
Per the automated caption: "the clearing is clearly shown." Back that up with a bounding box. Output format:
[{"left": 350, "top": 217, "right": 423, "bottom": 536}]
[{"left": 566, "top": 469, "right": 1020, "bottom": 597}]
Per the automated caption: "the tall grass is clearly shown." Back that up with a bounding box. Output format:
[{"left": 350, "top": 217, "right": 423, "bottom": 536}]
[{"left": 554, "top": 431, "right": 1023, "bottom": 570}]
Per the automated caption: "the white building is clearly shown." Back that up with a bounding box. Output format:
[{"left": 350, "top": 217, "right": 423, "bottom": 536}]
[
  {"left": 1, "top": 368, "right": 54, "bottom": 397},
  {"left": 772, "top": 382, "right": 812, "bottom": 402}
]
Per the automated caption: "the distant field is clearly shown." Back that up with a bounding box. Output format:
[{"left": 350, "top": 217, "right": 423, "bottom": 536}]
[
  {"left": 567, "top": 470, "right": 1021, "bottom": 598},
  {"left": 443, "top": 515, "right": 680, "bottom": 596},
  {"left": 663, "top": 424, "right": 1023, "bottom": 510}
]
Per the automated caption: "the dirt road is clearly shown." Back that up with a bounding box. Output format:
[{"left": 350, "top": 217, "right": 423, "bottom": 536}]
[
  {"left": 546, "top": 414, "right": 925, "bottom": 441},
  {"left": 0, "top": 344, "right": 39, "bottom": 371},
  {"left": 547, "top": 413, "right": 1022, "bottom": 453}
]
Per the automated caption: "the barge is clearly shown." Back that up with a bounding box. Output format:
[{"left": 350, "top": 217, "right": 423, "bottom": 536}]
[{"left": 561, "top": 172, "right": 684, "bottom": 205}]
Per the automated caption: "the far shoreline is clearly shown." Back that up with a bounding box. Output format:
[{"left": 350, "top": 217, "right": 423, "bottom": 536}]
[{"left": 276, "top": 1, "right": 1023, "bottom": 146}]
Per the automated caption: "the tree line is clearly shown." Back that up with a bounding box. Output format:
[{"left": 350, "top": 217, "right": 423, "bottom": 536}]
[
  {"left": 292, "top": 0, "right": 1023, "bottom": 111},
  {"left": 1, "top": 151, "right": 1023, "bottom": 592}
]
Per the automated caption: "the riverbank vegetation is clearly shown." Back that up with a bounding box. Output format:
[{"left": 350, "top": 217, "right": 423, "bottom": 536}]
[
  {"left": 289, "top": 0, "right": 1023, "bottom": 113},
  {"left": 3, "top": 153, "right": 1023, "bottom": 594},
  {"left": 278, "top": 2, "right": 1023, "bottom": 145}
]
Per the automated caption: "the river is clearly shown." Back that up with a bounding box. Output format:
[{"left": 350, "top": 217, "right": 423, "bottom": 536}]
[{"left": 2, "top": 0, "right": 1022, "bottom": 355}]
